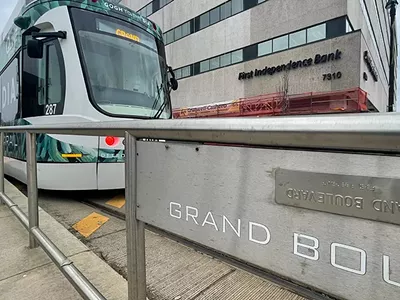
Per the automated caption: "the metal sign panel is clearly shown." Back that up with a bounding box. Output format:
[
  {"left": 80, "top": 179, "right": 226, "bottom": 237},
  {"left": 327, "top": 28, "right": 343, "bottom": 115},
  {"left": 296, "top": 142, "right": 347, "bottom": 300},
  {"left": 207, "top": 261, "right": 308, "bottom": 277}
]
[
  {"left": 136, "top": 142, "right": 400, "bottom": 300},
  {"left": 275, "top": 169, "right": 400, "bottom": 225}
]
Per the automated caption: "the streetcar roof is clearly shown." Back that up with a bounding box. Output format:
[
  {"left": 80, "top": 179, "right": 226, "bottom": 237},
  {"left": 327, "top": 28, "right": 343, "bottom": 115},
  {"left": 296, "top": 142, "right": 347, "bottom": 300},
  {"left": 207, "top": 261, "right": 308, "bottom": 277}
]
[
  {"left": 1, "top": 0, "right": 163, "bottom": 72},
  {"left": 21, "top": 0, "right": 163, "bottom": 39}
]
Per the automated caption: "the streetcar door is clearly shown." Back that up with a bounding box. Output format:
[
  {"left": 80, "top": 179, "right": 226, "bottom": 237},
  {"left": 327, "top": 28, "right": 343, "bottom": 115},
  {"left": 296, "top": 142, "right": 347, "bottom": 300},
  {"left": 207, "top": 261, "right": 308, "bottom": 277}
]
[{"left": 22, "top": 34, "right": 65, "bottom": 118}]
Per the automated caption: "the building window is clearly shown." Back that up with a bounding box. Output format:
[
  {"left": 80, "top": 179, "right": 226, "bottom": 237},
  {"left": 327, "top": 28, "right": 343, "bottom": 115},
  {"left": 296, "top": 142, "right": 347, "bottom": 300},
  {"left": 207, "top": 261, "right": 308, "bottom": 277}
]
[
  {"left": 181, "top": 22, "right": 191, "bottom": 37},
  {"left": 199, "top": 12, "right": 210, "bottom": 29},
  {"left": 273, "top": 35, "right": 288, "bottom": 52},
  {"left": 220, "top": 53, "right": 232, "bottom": 67},
  {"left": 138, "top": 0, "right": 173, "bottom": 18},
  {"left": 221, "top": 1, "right": 232, "bottom": 20},
  {"left": 289, "top": 30, "right": 306, "bottom": 48},
  {"left": 181, "top": 66, "right": 191, "bottom": 78},
  {"left": 174, "top": 66, "right": 191, "bottom": 79},
  {"left": 174, "top": 26, "right": 182, "bottom": 40},
  {"left": 232, "top": 0, "right": 243, "bottom": 15},
  {"left": 258, "top": 40, "right": 272, "bottom": 56},
  {"left": 145, "top": 3, "right": 152, "bottom": 16},
  {"left": 200, "top": 60, "right": 210, "bottom": 72},
  {"left": 165, "top": 31, "right": 174, "bottom": 44},
  {"left": 232, "top": 49, "right": 243, "bottom": 64},
  {"left": 307, "top": 23, "right": 326, "bottom": 43},
  {"left": 175, "top": 68, "right": 182, "bottom": 79},
  {"left": 210, "top": 57, "right": 220, "bottom": 70},
  {"left": 164, "top": 0, "right": 273, "bottom": 46},
  {"left": 174, "top": 19, "right": 347, "bottom": 80},
  {"left": 210, "top": 7, "right": 220, "bottom": 25},
  {"left": 160, "top": 0, "right": 172, "bottom": 7}
]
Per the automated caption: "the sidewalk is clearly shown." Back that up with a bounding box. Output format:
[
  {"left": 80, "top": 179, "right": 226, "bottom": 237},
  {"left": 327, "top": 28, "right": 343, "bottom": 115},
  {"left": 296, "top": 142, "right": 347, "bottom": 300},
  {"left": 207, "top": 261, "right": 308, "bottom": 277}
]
[{"left": 0, "top": 179, "right": 128, "bottom": 300}]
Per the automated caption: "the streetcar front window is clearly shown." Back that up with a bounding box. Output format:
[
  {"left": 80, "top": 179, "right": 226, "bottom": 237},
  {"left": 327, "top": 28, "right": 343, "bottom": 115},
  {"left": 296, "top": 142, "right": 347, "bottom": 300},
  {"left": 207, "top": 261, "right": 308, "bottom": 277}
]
[{"left": 70, "top": 8, "right": 170, "bottom": 119}]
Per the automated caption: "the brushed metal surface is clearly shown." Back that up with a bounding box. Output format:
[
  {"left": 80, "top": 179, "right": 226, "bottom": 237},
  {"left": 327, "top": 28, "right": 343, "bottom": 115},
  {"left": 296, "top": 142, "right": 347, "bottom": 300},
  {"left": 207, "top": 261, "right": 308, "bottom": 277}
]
[
  {"left": 275, "top": 169, "right": 400, "bottom": 225},
  {"left": 136, "top": 141, "right": 400, "bottom": 300},
  {"left": 2, "top": 113, "right": 400, "bottom": 153}
]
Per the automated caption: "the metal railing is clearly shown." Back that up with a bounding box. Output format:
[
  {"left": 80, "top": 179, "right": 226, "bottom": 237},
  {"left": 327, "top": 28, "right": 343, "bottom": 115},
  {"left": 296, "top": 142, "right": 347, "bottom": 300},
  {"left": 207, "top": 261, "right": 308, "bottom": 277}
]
[{"left": 1, "top": 112, "right": 400, "bottom": 300}]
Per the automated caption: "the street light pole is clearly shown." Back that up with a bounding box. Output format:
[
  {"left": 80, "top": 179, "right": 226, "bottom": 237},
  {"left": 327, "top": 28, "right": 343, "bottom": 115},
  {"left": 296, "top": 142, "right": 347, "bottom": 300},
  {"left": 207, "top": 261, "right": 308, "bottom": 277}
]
[{"left": 386, "top": 0, "right": 398, "bottom": 112}]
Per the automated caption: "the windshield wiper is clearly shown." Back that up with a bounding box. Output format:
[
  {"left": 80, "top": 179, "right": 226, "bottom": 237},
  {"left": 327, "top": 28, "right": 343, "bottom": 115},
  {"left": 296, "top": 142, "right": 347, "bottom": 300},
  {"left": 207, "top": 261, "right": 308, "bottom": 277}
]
[
  {"left": 153, "top": 98, "right": 169, "bottom": 119},
  {"left": 151, "top": 82, "right": 163, "bottom": 111},
  {"left": 152, "top": 82, "right": 170, "bottom": 119}
]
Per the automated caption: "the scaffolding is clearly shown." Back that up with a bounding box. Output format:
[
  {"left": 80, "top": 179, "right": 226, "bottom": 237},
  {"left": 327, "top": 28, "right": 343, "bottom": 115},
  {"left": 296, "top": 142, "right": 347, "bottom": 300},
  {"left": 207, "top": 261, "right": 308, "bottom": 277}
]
[{"left": 173, "top": 88, "right": 369, "bottom": 119}]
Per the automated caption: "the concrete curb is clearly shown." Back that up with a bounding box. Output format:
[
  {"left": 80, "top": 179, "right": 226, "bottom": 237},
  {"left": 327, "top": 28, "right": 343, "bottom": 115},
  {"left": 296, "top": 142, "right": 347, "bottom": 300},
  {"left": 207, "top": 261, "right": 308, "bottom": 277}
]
[{"left": 3, "top": 179, "right": 128, "bottom": 300}]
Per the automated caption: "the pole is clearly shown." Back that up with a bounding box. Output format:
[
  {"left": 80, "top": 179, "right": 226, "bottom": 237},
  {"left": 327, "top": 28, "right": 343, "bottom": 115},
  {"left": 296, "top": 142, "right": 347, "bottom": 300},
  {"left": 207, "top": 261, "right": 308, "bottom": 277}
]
[
  {"left": 386, "top": 0, "right": 398, "bottom": 112},
  {"left": 125, "top": 132, "right": 146, "bottom": 300},
  {"left": 26, "top": 132, "right": 39, "bottom": 248}
]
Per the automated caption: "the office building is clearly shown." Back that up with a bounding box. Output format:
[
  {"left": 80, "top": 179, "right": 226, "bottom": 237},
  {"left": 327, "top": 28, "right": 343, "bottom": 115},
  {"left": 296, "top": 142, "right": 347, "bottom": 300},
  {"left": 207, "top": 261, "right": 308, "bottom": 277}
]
[{"left": 122, "top": 0, "right": 396, "bottom": 116}]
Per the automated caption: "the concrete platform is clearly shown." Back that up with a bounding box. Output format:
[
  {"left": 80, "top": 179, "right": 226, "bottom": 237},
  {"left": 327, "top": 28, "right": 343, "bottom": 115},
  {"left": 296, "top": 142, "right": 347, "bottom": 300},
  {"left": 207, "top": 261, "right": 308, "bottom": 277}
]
[{"left": 0, "top": 179, "right": 128, "bottom": 300}]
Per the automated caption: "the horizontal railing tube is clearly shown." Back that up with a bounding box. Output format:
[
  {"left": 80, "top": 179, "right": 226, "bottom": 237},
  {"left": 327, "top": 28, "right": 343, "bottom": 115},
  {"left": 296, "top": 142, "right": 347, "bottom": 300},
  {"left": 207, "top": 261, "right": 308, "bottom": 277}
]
[
  {"left": 31, "top": 227, "right": 106, "bottom": 300},
  {"left": 0, "top": 192, "right": 29, "bottom": 229},
  {"left": 0, "top": 190, "right": 105, "bottom": 300},
  {"left": 0, "top": 114, "right": 398, "bottom": 153}
]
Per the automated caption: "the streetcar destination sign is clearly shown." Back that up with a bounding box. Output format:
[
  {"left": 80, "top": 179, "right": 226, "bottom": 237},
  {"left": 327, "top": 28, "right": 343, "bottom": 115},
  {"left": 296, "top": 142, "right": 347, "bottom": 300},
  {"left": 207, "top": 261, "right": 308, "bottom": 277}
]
[{"left": 275, "top": 168, "right": 400, "bottom": 225}]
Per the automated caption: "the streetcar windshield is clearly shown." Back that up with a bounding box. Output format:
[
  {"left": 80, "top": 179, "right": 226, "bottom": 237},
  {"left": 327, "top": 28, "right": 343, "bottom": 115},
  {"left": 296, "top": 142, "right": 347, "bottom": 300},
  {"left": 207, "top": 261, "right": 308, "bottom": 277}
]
[{"left": 70, "top": 8, "right": 171, "bottom": 119}]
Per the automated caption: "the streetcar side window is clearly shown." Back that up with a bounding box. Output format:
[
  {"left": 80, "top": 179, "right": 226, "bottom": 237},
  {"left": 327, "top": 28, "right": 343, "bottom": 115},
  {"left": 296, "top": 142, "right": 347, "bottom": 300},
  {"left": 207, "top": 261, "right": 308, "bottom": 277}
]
[
  {"left": 46, "top": 44, "right": 63, "bottom": 106},
  {"left": 22, "top": 39, "right": 65, "bottom": 117}
]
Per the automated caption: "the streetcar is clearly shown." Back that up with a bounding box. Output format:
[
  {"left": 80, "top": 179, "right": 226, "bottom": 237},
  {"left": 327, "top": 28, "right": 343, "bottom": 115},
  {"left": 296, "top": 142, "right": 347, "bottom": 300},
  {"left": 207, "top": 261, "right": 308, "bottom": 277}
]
[{"left": 0, "top": 0, "right": 178, "bottom": 190}]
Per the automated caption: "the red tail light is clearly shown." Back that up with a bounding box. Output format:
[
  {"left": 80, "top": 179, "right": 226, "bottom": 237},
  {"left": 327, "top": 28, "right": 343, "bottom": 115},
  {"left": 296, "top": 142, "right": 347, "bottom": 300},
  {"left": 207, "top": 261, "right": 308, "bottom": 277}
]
[{"left": 105, "top": 136, "right": 118, "bottom": 146}]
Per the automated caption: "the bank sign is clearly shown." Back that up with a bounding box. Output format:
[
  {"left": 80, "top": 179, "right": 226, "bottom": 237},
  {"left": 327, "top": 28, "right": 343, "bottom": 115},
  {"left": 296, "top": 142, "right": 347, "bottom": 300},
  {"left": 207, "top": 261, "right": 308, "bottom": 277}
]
[
  {"left": 238, "top": 49, "right": 342, "bottom": 80},
  {"left": 136, "top": 142, "right": 400, "bottom": 300}
]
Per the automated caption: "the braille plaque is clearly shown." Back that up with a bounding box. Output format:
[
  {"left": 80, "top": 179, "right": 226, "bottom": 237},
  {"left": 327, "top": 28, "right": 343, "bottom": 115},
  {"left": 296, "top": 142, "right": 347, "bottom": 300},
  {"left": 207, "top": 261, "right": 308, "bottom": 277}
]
[{"left": 275, "top": 168, "right": 400, "bottom": 225}]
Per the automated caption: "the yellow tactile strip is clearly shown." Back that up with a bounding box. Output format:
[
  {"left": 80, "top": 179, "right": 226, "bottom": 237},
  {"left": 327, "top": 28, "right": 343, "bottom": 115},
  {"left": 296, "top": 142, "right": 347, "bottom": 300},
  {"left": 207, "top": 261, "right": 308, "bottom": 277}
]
[
  {"left": 72, "top": 212, "right": 109, "bottom": 238},
  {"left": 106, "top": 195, "right": 126, "bottom": 208}
]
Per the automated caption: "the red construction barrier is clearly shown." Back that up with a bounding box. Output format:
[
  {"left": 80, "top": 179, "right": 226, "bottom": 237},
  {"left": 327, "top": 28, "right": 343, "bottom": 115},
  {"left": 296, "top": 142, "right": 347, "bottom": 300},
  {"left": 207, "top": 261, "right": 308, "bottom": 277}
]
[{"left": 173, "top": 88, "right": 369, "bottom": 119}]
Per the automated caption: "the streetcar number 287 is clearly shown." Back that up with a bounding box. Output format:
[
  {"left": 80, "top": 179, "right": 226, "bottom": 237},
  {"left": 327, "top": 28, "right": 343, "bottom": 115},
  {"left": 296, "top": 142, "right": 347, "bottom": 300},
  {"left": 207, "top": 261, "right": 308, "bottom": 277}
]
[
  {"left": 45, "top": 104, "right": 57, "bottom": 115},
  {"left": 323, "top": 72, "right": 342, "bottom": 81}
]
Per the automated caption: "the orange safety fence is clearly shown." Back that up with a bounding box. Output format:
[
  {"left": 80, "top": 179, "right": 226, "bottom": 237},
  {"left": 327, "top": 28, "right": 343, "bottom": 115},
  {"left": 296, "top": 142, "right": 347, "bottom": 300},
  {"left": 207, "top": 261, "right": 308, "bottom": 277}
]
[{"left": 173, "top": 87, "right": 369, "bottom": 119}]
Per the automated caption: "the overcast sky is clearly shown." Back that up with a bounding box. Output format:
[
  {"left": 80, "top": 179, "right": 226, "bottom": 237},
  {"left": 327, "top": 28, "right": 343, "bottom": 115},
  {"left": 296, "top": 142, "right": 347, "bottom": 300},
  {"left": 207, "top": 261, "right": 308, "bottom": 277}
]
[
  {"left": 0, "top": 0, "right": 19, "bottom": 36},
  {"left": 1, "top": 0, "right": 400, "bottom": 111}
]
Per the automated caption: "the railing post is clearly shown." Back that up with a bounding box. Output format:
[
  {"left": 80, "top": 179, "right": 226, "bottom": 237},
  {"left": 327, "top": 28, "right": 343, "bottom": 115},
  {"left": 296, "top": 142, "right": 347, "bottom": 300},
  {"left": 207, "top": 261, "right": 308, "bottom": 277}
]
[
  {"left": 0, "top": 132, "right": 4, "bottom": 204},
  {"left": 125, "top": 132, "right": 146, "bottom": 300},
  {"left": 26, "top": 132, "right": 39, "bottom": 249}
]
